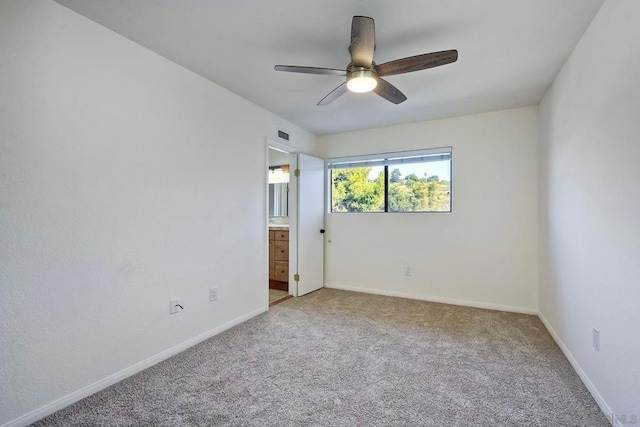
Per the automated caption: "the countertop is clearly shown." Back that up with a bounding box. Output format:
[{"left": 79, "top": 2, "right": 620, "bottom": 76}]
[{"left": 269, "top": 224, "right": 289, "bottom": 231}]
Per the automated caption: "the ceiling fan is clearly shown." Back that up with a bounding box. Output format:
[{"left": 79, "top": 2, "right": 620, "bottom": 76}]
[{"left": 274, "top": 16, "right": 458, "bottom": 106}]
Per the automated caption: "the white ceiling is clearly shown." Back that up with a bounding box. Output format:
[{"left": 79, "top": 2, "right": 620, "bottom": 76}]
[{"left": 54, "top": 0, "right": 603, "bottom": 136}]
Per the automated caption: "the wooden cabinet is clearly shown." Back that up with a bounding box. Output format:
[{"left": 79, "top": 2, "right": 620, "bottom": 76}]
[
  {"left": 274, "top": 230, "right": 288, "bottom": 241},
  {"left": 273, "top": 261, "right": 288, "bottom": 282},
  {"left": 268, "top": 231, "right": 275, "bottom": 280},
  {"left": 274, "top": 240, "right": 288, "bottom": 262},
  {"left": 269, "top": 228, "right": 288, "bottom": 290}
]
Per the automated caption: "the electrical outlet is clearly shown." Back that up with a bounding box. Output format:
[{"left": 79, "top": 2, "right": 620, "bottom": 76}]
[
  {"left": 210, "top": 287, "right": 218, "bottom": 302},
  {"left": 404, "top": 266, "right": 412, "bottom": 276},
  {"left": 592, "top": 328, "right": 600, "bottom": 351},
  {"left": 170, "top": 299, "right": 180, "bottom": 315}
]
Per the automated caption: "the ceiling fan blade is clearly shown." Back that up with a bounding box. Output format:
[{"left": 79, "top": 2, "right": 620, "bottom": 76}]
[
  {"left": 317, "top": 83, "right": 348, "bottom": 106},
  {"left": 350, "top": 16, "right": 375, "bottom": 68},
  {"left": 274, "top": 65, "right": 346, "bottom": 76},
  {"left": 374, "top": 78, "right": 407, "bottom": 104},
  {"left": 376, "top": 50, "right": 458, "bottom": 77}
]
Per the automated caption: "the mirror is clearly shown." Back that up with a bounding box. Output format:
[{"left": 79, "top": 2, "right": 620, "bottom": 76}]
[
  {"left": 269, "top": 183, "right": 289, "bottom": 217},
  {"left": 268, "top": 147, "right": 290, "bottom": 218}
]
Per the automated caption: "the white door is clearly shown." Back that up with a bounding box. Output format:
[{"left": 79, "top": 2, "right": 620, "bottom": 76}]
[{"left": 296, "top": 153, "right": 324, "bottom": 296}]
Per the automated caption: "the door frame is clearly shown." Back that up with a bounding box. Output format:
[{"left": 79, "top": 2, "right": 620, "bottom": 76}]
[{"left": 266, "top": 138, "right": 299, "bottom": 298}]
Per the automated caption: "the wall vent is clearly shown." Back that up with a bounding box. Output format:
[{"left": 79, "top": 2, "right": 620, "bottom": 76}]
[{"left": 277, "top": 129, "right": 290, "bottom": 141}]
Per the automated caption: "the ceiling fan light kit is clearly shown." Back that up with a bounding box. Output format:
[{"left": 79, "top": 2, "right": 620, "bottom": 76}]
[
  {"left": 346, "top": 68, "right": 377, "bottom": 93},
  {"left": 274, "top": 16, "right": 458, "bottom": 106}
]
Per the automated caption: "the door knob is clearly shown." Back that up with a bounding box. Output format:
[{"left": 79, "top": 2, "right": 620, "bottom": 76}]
[{"left": 320, "top": 229, "right": 325, "bottom": 234}]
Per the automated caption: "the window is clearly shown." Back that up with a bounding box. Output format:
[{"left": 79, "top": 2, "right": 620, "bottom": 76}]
[{"left": 328, "top": 147, "right": 452, "bottom": 213}]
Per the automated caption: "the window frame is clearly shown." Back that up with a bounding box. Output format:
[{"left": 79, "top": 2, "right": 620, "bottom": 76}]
[{"left": 327, "top": 146, "right": 453, "bottom": 214}]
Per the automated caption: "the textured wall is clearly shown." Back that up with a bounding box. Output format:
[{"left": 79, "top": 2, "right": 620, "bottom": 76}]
[
  {"left": 318, "top": 106, "right": 539, "bottom": 313},
  {"left": 0, "top": 1, "right": 316, "bottom": 424},
  {"left": 538, "top": 0, "right": 640, "bottom": 419}
]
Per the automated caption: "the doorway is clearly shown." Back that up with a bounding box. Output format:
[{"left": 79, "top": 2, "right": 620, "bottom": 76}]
[
  {"left": 265, "top": 138, "right": 325, "bottom": 307},
  {"left": 267, "top": 144, "right": 294, "bottom": 306}
]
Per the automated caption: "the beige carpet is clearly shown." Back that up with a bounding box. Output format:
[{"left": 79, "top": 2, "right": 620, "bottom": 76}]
[{"left": 33, "top": 289, "right": 607, "bottom": 426}]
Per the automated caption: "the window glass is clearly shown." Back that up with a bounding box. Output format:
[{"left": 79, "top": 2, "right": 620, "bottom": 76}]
[
  {"left": 328, "top": 147, "right": 451, "bottom": 213},
  {"left": 331, "top": 166, "right": 384, "bottom": 212},
  {"left": 388, "top": 159, "right": 450, "bottom": 212}
]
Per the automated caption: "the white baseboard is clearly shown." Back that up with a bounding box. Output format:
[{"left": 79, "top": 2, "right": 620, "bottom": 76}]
[
  {"left": 324, "top": 283, "right": 538, "bottom": 315},
  {"left": 537, "top": 312, "right": 616, "bottom": 427},
  {"left": 2, "top": 306, "right": 268, "bottom": 427}
]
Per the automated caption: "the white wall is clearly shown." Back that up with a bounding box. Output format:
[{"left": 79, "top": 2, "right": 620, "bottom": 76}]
[
  {"left": 0, "top": 1, "right": 316, "bottom": 425},
  {"left": 538, "top": 0, "right": 640, "bottom": 421},
  {"left": 318, "top": 106, "right": 539, "bottom": 313}
]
